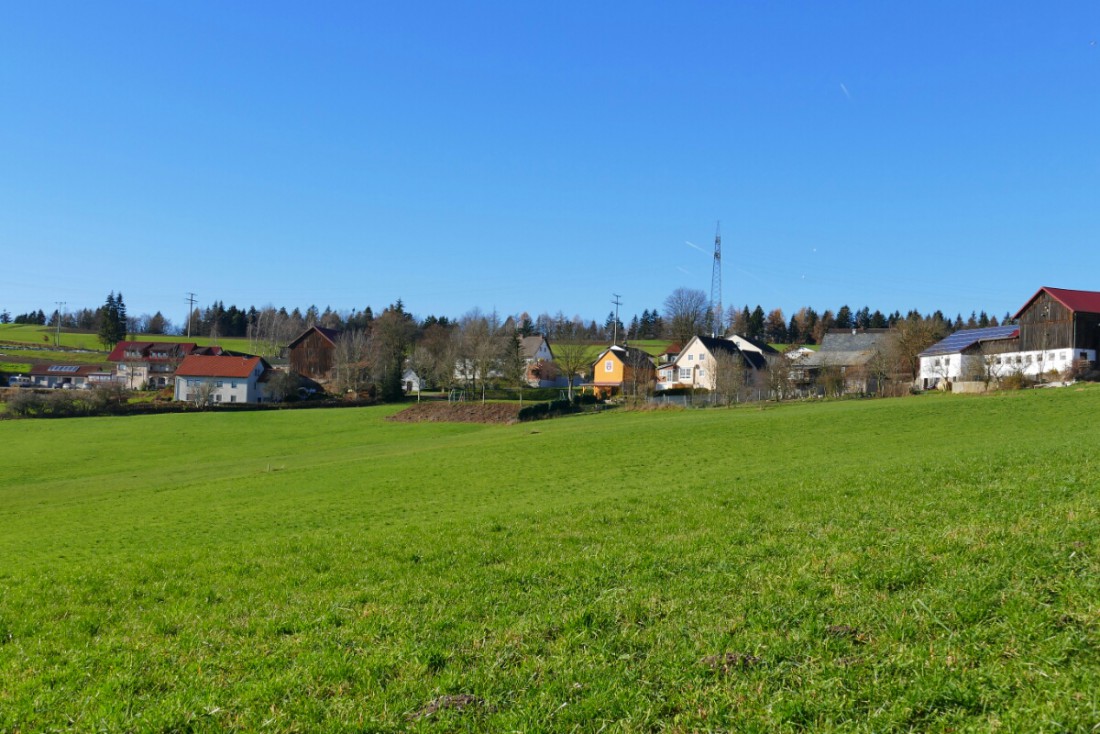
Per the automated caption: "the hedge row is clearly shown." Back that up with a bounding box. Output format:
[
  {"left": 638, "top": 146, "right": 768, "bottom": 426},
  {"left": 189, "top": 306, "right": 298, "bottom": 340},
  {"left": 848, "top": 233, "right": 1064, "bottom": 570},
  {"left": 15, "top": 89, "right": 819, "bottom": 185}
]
[{"left": 516, "top": 394, "right": 601, "bottom": 421}]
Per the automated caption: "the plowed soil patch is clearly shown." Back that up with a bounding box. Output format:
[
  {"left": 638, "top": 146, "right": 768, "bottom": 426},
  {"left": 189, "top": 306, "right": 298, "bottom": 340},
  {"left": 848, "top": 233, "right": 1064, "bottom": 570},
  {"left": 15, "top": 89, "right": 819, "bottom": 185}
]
[{"left": 387, "top": 402, "right": 522, "bottom": 424}]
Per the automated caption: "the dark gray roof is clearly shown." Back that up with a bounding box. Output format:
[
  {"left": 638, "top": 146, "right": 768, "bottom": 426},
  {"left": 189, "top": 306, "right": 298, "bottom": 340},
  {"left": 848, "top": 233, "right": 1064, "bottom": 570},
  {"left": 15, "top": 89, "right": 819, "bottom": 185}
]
[
  {"left": 819, "top": 329, "right": 890, "bottom": 353},
  {"left": 694, "top": 336, "right": 768, "bottom": 370}
]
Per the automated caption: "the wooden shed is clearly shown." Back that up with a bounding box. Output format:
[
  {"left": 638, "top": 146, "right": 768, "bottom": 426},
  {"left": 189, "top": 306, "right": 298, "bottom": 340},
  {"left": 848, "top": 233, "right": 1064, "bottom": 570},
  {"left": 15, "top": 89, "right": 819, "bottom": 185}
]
[{"left": 286, "top": 326, "right": 342, "bottom": 379}]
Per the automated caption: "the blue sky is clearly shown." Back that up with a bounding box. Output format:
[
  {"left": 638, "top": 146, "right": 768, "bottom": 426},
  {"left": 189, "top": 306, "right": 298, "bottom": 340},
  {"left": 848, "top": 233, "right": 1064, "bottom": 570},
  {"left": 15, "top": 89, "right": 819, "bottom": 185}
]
[{"left": 2, "top": 2, "right": 1098, "bottom": 326}]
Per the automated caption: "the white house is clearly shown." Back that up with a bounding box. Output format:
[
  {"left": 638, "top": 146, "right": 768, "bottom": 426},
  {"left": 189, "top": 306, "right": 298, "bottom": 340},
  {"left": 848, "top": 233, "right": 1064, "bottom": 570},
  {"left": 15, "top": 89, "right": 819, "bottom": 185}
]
[
  {"left": 918, "top": 325, "right": 1020, "bottom": 389},
  {"left": 174, "top": 355, "right": 272, "bottom": 404},
  {"left": 656, "top": 335, "right": 768, "bottom": 391},
  {"left": 402, "top": 368, "right": 424, "bottom": 394},
  {"left": 29, "top": 364, "right": 115, "bottom": 389}
]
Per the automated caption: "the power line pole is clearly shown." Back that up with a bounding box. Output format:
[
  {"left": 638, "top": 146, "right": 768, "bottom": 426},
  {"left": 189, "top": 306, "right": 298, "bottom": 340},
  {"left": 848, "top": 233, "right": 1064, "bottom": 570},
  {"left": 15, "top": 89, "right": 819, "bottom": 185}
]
[
  {"left": 185, "top": 292, "right": 197, "bottom": 338},
  {"left": 55, "top": 301, "right": 66, "bottom": 347},
  {"left": 611, "top": 293, "right": 623, "bottom": 345},
  {"left": 710, "top": 221, "right": 722, "bottom": 337}
]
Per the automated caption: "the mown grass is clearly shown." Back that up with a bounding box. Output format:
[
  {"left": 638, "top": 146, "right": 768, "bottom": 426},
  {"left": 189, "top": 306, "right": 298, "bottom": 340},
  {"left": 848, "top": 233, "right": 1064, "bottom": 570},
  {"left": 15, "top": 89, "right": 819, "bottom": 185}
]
[
  {"left": 1, "top": 389, "right": 1097, "bottom": 731},
  {"left": 0, "top": 324, "right": 255, "bottom": 354}
]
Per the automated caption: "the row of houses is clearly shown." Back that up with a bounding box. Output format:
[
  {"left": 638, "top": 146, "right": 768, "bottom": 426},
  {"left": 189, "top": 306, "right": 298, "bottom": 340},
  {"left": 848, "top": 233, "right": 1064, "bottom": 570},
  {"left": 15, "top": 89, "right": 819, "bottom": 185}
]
[
  {"left": 12, "top": 286, "right": 1100, "bottom": 402},
  {"left": 13, "top": 341, "right": 277, "bottom": 405}
]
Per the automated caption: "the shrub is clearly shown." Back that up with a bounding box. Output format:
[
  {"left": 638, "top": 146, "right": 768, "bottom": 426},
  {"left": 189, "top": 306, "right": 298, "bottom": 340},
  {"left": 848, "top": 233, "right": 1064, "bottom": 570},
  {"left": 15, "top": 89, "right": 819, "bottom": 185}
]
[
  {"left": 6, "top": 390, "right": 43, "bottom": 417},
  {"left": 999, "top": 373, "right": 1032, "bottom": 391}
]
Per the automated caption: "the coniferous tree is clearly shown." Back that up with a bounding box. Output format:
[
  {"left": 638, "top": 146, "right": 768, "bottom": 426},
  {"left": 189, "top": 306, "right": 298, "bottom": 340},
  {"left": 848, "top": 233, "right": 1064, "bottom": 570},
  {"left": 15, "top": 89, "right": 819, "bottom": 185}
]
[
  {"left": 835, "top": 305, "right": 853, "bottom": 329},
  {"left": 97, "top": 292, "right": 127, "bottom": 348},
  {"left": 748, "top": 306, "right": 766, "bottom": 341}
]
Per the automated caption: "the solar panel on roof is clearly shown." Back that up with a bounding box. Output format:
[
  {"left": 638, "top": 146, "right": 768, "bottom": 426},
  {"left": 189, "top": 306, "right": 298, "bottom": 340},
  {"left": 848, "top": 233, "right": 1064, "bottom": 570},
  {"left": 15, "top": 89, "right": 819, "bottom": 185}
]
[
  {"left": 920, "top": 325, "right": 1019, "bottom": 356},
  {"left": 47, "top": 365, "right": 80, "bottom": 373}
]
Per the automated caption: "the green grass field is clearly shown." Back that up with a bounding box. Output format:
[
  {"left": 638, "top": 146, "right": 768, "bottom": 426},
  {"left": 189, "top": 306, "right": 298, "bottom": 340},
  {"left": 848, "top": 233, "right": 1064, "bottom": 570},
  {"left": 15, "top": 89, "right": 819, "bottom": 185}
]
[
  {"left": 1, "top": 389, "right": 1097, "bottom": 731},
  {"left": 0, "top": 324, "right": 260, "bottom": 356}
]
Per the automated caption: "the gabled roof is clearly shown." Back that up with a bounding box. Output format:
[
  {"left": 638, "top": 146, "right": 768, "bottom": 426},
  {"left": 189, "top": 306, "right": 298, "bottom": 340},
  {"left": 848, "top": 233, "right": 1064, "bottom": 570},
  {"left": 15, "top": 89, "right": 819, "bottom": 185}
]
[
  {"left": 520, "top": 335, "right": 552, "bottom": 360},
  {"left": 919, "top": 325, "right": 1019, "bottom": 357},
  {"left": 1014, "top": 286, "right": 1100, "bottom": 319},
  {"left": 175, "top": 355, "right": 265, "bottom": 379},
  {"left": 682, "top": 335, "right": 768, "bottom": 370},
  {"left": 659, "top": 342, "right": 682, "bottom": 356},
  {"left": 595, "top": 345, "right": 654, "bottom": 368},
  {"left": 287, "top": 325, "right": 342, "bottom": 349},
  {"left": 727, "top": 333, "right": 780, "bottom": 355}
]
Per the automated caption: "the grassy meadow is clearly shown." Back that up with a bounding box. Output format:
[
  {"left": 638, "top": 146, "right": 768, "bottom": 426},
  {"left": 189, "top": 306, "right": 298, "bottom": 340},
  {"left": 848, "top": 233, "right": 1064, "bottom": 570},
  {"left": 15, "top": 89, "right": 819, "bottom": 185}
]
[
  {"left": 0, "top": 324, "right": 256, "bottom": 355},
  {"left": 1, "top": 389, "right": 1097, "bottom": 731}
]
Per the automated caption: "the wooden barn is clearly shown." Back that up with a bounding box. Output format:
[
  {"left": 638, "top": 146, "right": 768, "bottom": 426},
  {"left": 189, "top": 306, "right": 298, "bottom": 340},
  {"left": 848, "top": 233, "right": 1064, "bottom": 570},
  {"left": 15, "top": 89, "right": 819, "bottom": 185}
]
[
  {"left": 1014, "top": 287, "right": 1100, "bottom": 357},
  {"left": 286, "top": 326, "right": 342, "bottom": 380}
]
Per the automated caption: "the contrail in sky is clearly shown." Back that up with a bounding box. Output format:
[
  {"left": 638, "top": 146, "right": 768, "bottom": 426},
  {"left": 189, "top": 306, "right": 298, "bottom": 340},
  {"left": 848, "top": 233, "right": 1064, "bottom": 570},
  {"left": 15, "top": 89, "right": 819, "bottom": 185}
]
[
  {"left": 840, "top": 83, "right": 852, "bottom": 100},
  {"left": 677, "top": 266, "right": 692, "bottom": 275},
  {"left": 685, "top": 240, "right": 708, "bottom": 253}
]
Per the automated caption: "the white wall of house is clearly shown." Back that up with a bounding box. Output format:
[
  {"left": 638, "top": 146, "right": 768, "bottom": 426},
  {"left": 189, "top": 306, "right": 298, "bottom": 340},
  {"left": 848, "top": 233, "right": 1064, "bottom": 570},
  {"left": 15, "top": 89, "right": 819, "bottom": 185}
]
[
  {"left": 921, "top": 347, "right": 1094, "bottom": 387},
  {"left": 663, "top": 337, "right": 718, "bottom": 390},
  {"left": 174, "top": 365, "right": 267, "bottom": 404}
]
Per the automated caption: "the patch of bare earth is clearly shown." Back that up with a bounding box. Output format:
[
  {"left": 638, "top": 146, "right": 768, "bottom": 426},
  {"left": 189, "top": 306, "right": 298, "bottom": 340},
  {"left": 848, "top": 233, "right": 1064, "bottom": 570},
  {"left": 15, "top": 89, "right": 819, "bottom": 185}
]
[
  {"left": 387, "top": 402, "right": 523, "bottom": 424},
  {"left": 408, "top": 694, "right": 487, "bottom": 720}
]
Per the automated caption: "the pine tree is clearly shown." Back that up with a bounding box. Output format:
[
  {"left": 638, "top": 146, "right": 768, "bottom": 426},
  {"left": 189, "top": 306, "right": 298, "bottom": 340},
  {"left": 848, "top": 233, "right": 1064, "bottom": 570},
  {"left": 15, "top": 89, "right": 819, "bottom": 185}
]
[
  {"left": 98, "top": 292, "right": 126, "bottom": 348},
  {"left": 749, "top": 306, "right": 766, "bottom": 341},
  {"left": 835, "top": 305, "right": 853, "bottom": 329}
]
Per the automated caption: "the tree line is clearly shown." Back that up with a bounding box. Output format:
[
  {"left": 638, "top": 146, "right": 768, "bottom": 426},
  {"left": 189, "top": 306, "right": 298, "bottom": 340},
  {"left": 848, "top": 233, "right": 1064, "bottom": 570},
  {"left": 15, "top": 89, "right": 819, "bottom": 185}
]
[{"left": 6, "top": 287, "right": 1014, "bottom": 355}]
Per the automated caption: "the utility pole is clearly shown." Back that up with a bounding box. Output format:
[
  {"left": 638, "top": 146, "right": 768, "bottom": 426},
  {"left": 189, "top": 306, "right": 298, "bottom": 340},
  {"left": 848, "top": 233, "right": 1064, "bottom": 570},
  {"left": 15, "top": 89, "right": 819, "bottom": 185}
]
[
  {"left": 185, "top": 292, "right": 197, "bottom": 338},
  {"left": 611, "top": 293, "right": 623, "bottom": 345},
  {"left": 710, "top": 221, "right": 722, "bottom": 337},
  {"left": 55, "top": 301, "right": 66, "bottom": 347}
]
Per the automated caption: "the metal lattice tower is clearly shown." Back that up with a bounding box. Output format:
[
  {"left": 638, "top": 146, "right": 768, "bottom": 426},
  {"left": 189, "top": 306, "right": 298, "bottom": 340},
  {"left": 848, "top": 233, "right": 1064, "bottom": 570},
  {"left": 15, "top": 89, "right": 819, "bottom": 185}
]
[{"left": 710, "top": 222, "right": 722, "bottom": 336}]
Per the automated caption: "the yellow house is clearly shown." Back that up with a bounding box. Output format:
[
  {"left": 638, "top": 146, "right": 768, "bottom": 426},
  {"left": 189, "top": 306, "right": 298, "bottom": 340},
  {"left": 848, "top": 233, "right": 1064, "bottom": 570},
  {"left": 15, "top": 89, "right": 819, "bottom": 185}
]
[{"left": 591, "top": 345, "right": 655, "bottom": 397}]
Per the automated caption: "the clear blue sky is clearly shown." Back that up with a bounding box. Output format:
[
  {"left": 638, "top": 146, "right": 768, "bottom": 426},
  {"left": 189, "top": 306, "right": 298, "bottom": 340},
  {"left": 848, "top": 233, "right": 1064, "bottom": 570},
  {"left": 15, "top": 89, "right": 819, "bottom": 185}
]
[{"left": 2, "top": 2, "right": 1098, "bottom": 326}]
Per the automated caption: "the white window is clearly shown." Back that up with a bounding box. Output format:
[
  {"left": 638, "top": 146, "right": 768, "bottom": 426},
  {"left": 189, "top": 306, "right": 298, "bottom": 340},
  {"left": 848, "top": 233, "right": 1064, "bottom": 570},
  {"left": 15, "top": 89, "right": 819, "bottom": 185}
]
[
  {"left": 231, "top": 381, "right": 238, "bottom": 388},
  {"left": 698, "top": 353, "right": 705, "bottom": 360},
  {"left": 216, "top": 381, "right": 223, "bottom": 387},
  {"left": 698, "top": 368, "right": 706, "bottom": 378},
  {"left": 230, "top": 395, "right": 237, "bottom": 403},
  {"left": 687, "top": 354, "right": 693, "bottom": 361},
  {"left": 604, "top": 360, "right": 614, "bottom": 373},
  {"left": 215, "top": 394, "right": 222, "bottom": 402}
]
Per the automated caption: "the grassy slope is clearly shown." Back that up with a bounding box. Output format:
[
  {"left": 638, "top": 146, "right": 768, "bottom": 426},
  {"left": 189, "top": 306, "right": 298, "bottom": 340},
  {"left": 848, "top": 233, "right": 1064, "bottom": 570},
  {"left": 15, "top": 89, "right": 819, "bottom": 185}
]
[
  {"left": 1, "top": 391, "right": 1098, "bottom": 731},
  {"left": 0, "top": 324, "right": 256, "bottom": 354}
]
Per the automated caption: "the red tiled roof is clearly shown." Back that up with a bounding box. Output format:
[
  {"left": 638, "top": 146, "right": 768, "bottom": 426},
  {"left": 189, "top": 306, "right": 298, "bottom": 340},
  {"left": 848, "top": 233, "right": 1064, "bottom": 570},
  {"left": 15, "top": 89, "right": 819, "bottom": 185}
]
[
  {"left": 175, "top": 355, "right": 262, "bottom": 379},
  {"left": 1015, "top": 287, "right": 1100, "bottom": 319},
  {"left": 107, "top": 341, "right": 223, "bottom": 361}
]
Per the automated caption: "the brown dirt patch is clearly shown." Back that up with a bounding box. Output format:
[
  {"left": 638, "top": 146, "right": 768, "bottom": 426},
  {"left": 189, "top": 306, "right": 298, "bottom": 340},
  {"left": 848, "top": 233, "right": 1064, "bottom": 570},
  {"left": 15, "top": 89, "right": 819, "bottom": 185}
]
[{"left": 387, "top": 402, "right": 523, "bottom": 425}]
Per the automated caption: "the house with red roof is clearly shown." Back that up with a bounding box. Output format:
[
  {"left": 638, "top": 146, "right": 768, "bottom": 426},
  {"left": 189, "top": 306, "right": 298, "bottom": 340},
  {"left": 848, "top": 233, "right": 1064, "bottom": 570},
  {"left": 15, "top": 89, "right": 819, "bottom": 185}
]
[
  {"left": 173, "top": 354, "right": 273, "bottom": 404},
  {"left": 107, "top": 341, "right": 224, "bottom": 389}
]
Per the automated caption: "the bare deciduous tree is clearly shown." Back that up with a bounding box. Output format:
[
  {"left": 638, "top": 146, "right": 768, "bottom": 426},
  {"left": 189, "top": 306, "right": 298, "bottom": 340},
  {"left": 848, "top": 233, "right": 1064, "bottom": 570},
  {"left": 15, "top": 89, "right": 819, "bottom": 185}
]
[
  {"left": 553, "top": 341, "right": 591, "bottom": 401},
  {"left": 663, "top": 288, "right": 709, "bottom": 345},
  {"left": 765, "top": 352, "right": 794, "bottom": 401},
  {"left": 889, "top": 316, "right": 946, "bottom": 384},
  {"left": 712, "top": 349, "right": 746, "bottom": 406},
  {"left": 332, "top": 330, "right": 372, "bottom": 394}
]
